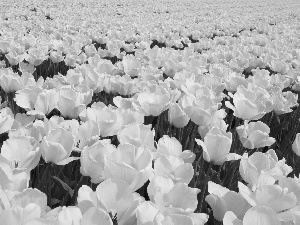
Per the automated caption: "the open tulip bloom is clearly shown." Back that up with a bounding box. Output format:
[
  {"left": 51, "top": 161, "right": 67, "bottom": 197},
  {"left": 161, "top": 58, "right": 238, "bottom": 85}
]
[
  {"left": 236, "top": 121, "right": 276, "bottom": 149},
  {"left": 196, "top": 127, "right": 241, "bottom": 165}
]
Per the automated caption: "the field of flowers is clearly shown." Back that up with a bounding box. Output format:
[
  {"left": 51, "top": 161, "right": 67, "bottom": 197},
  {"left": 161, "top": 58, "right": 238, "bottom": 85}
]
[{"left": 1, "top": 0, "right": 300, "bottom": 224}]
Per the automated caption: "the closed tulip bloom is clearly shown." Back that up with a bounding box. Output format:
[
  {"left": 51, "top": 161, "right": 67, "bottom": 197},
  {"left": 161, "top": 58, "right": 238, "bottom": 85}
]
[
  {"left": 236, "top": 121, "right": 275, "bottom": 149},
  {"left": 196, "top": 127, "right": 241, "bottom": 165}
]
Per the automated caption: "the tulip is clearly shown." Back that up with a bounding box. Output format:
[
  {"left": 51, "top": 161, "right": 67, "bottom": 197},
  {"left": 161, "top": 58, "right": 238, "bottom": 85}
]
[
  {"left": 223, "top": 206, "right": 281, "bottom": 225},
  {"left": 157, "top": 135, "right": 195, "bottom": 163},
  {"left": 117, "top": 122, "right": 155, "bottom": 151},
  {"left": 0, "top": 203, "right": 43, "bottom": 225},
  {"left": 77, "top": 178, "right": 143, "bottom": 225},
  {"left": 82, "top": 105, "right": 120, "bottom": 137},
  {"left": 196, "top": 127, "right": 241, "bottom": 165},
  {"left": 1, "top": 136, "right": 40, "bottom": 173},
  {"left": 236, "top": 121, "right": 275, "bottom": 149},
  {"left": 56, "top": 206, "right": 82, "bottom": 225},
  {"left": 142, "top": 175, "right": 208, "bottom": 225},
  {"left": 133, "top": 90, "right": 170, "bottom": 117},
  {"left": 292, "top": 133, "right": 300, "bottom": 157},
  {"left": 80, "top": 141, "right": 115, "bottom": 183},
  {"left": 41, "top": 127, "right": 76, "bottom": 165},
  {"left": 182, "top": 95, "right": 219, "bottom": 127},
  {"left": 153, "top": 155, "right": 194, "bottom": 184},
  {"left": 205, "top": 182, "right": 250, "bottom": 221},
  {"left": 0, "top": 107, "right": 14, "bottom": 134},
  {"left": 122, "top": 55, "right": 142, "bottom": 77},
  {"left": 239, "top": 150, "right": 292, "bottom": 190},
  {"left": 168, "top": 102, "right": 190, "bottom": 128},
  {"left": 225, "top": 85, "right": 272, "bottom": 121},
  {"left": 238, "top": 182, "right": 297, "bottom": 213},
  {"left": 25, "top": 46, "right": 49, "bottom": 66},
  {"left": 105, "top": 143, "right": 153, "bottom": 191},
  {"left": 0, "top": 154, "right": 31, "bottom": 192}
]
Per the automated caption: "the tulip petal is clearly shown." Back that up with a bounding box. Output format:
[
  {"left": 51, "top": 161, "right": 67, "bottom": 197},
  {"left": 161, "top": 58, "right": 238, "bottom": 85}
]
[
  {"left": 81, "top": 207, "right": 113, "bottom": 225},
  {"left": 243, "top": 206, "right": 280, "bottom": 225}
]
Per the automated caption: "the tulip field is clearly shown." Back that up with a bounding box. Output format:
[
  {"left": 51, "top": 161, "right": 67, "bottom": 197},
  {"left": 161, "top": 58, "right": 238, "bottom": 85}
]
[{"left": 2, "top": 0, "right": 300, "bottom": 224}]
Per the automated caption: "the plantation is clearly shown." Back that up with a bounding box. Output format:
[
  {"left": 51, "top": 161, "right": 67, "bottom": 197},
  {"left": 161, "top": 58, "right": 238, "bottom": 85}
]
[{"left": 1, "top": 0, "right": 300, "bottom": 224}]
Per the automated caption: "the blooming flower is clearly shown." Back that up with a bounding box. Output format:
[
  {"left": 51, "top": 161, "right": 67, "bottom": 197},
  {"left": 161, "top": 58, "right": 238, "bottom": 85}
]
[
  {"left": 41, "top": 127, "right": 77, "bottom": 165},
  {"left": 236, "top": 121, "right": 275, "bottom": 149},
  {"left": 205, "top": 181, "right": 250, "bottom": 221},
  {"left": 196, "top": 127, "right": 241, "bottom": 165}
]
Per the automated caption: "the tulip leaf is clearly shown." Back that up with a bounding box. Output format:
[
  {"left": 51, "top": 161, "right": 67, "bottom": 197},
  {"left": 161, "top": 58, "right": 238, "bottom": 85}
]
[
  {"left": 51, "top": 176, "right": 74, "bottom": 198},
  {"left": 270, "top": 121, "right": 288, "bottom": 138},
  {"left": 36, "top": 164, "right": 51, "bottom": 193}
]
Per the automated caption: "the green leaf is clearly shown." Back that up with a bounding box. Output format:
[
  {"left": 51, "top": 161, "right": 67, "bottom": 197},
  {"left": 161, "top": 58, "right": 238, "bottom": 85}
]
[{"left": 51, "top": 176, "right": 74, "bottom": 197}]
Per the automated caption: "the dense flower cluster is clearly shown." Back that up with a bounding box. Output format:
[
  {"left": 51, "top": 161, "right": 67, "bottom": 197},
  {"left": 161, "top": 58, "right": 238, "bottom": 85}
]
[{"left": 0, "top": 0, "right": 300, "bottom": 224}]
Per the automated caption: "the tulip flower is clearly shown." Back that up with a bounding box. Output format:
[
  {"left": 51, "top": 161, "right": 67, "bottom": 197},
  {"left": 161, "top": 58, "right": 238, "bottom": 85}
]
[
  {"left": 181, "top": 95, "right": 220, "bottom": 127},
  {"left": 0, "top": 155, "right": 31, "bottom": 192},
  {"left": 122, "top": 55, "right": 142, "bottom": 77},
  {"left": 117, "top": 122, "right": 155, "bottom": 151},
  {"left": 239, "top": 150, "right": 292, "bottom": 190},
  {"left": 80, "top": 140, "right": 116, "bottom": 183},
  {"left": 41, "top": 127, "right": 77, "bottom": 165},
  {"left": 77, "top": 178, "right": 143, "bottom": 225},
  {"left": 25, "top": 46, "right": 49, "bottom": 66},
  {"left": 0, "top": 107, "right": 14, "bottom": 134},
  {"left": 15, "top": 87, "right": 59, "bottom": 119},
  {"left": 292, "top": 133, "right": 300, "bottom": 157},
  {"left": 82, "top": 104, "right": 121, "bottom": 137},
  {"left": 143, "top": 175, "right": 209, "bottom": 225},
  {"left": 236, "top": 121, "right": 275, "bottom": 149},
  {"left": 270, "top": 87, "right": 298, "bottom": 115},
  {"left": 58, "top": 85, "right": 92, "bottom": 119},
  {"left": 205, "top": 181, "right": 250, "bottom": 221},
  {"left": 19, "top": 62, "right": 36, "bottom": 74},
  {"left": 105, "top": 143, "right": 153, "bottom": 191},
  {"left": 196, "top": 127, "right": 241, "bottom": 165},
  {"left": 133, "top": 90, "right": 170, "bottom": 117},
  {"left": 77, "top": 120, "right": 101, "bottom": 149},
  {"left": 0, "top": 203, "right": 43, "bottom": 225},
  {"left": 277, "top": 176, "right": 300, "bottom": 204},
  {"left": 238, "top": 182, "right": 297, "bottom": 214},
  {"left": 1, "top": 136, "right": 41, "bottom": 173},
  {"left": 56, "top": 206, "right": 82, "bottom": 225},
  {"left": 225, "top": 85, "right": 272, "bottom": 121},
  {"left": 168, "top": 102, "right": 190, "bottom": 128},
  {"left": 153, "top": 155, "right": 194, "bottom": 184},
  {"left": 223, "top": 206, "right": 281, "bottom": 225},
  {"left": 6, "top": 50, "right": 25, "bottom": 66},
  {"left": 157, "top": 135, "right": 195, "bottom": 163}
]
